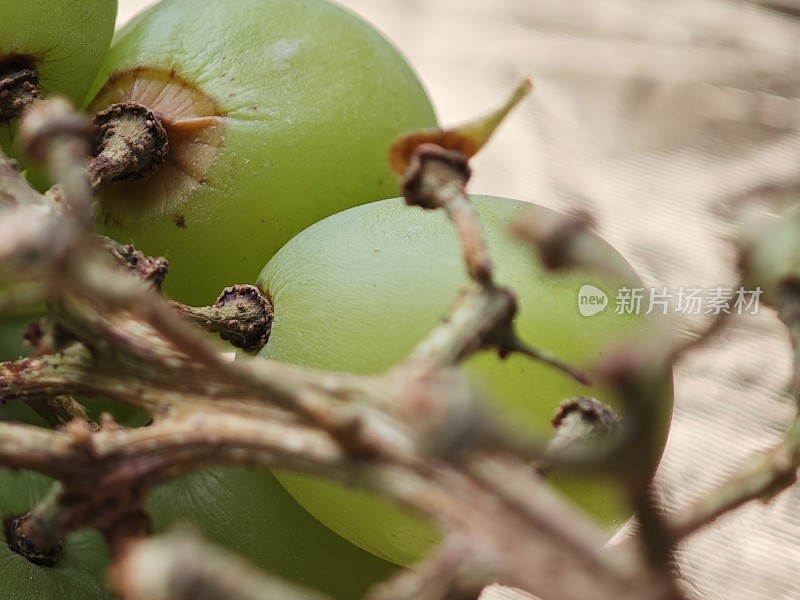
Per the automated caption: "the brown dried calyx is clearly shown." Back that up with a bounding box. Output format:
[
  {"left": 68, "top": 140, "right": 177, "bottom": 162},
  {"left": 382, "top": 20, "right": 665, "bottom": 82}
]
[
  {"left": 0, "top": 55, "right": 40, "bottom": 123},
  {"left": 88, "top": 101, "right": 169, "bottom": 188},
  {"left": 86, "top": 67, "right": 225, "bottom": 220},
  {"left": 173, "top": 284, "right": 274, "bottom": 353},
  {"left": 535, "top": 397, "right": 622, "bottom": 476},
  {"left": 4, "top": 513, "right": 63, "bottom": 567}
]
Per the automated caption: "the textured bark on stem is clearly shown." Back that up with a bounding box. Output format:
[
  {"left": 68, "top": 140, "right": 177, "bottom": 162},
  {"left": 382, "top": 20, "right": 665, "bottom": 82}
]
[
  {"left": 402, "top": 144, "right": 493, "bottom": 284},
  {"left": 99, "top": 236, "right": 169, "bottom": 291}
]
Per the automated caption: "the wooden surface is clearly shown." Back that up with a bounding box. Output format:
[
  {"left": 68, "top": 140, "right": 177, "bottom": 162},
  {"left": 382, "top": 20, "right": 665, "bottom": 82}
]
[{"left": 115, "top": 2, "right": 800, "bottom": 599}]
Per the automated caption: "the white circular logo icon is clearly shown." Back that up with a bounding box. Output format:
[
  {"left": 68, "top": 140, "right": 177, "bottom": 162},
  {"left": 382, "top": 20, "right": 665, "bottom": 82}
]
[{"left": 578, "top": 284, "right": 608, "bottom": 317}]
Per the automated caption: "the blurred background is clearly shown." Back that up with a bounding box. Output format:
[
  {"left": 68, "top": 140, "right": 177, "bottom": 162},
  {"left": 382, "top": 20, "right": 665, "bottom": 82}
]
[{"left": 116, "top": 1, "right": 800, "bottom": 598}]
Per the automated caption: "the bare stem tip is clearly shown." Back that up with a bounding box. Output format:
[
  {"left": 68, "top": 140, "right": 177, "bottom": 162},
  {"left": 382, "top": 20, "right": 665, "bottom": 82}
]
[{"left": 88, "top": 101, "right": 169, "bottom": 188}]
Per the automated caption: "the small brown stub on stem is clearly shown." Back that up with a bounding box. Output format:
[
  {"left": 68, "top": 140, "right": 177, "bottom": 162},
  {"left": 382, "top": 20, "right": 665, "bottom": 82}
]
[
  {"left": 99, "top": 237, "right": 170, "bottom": 291},
  {"left": 4, "top": 513, "right": 63, "bottom": 567},
  {"left": 213, "top": 285, "right": 274, "bottom": 352},
  {"left": 551, "top": 397, "right": 620, "bottom": 434},
  {"left": 88, "top": 101, "right": 169, "bottom": 187},
  {"left": 402, "top": 144, "right": 472, "bottom": 210},
  {"left": 174, "top": 285, "right": 274, "bottom": 352},
  {"left": 512, "top": 209, "right": 598, "bottom": 272},
  {"left": 0, "top": 56, "right": 40, "bottom": 123},
  {"left": 535, "top": 397, "right": 622, "bottom": 476}
]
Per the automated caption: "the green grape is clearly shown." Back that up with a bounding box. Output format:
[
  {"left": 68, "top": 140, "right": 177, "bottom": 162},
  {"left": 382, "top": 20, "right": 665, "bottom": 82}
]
[
  {"left": 257, "top": 195, "right": 673, "bottom": 565},
  {"left": 85, "top": 0, "right": 437, "bottom": 306},
  {"left": 0, "top": 0, "right": 117, "bottom": 162},
  {"left": 0, "top": 470, "right": 111, "bottom": 599},
  {"left": 147, "top": 467, "right": 399, "bottom": 600},
  {"left": 0, "top": 397, "right": 111, "bottom": 599}
]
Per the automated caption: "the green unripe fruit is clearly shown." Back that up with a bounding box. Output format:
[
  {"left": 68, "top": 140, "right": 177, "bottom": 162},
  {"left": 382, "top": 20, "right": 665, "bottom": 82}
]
[
  {"left": 86, "top": 0, "right": 437, "bottom": 306},
  {"left": 0, "top": 470, "right": 111, "bottom": 599},
  {"left": 147, "top": 467, "right": 399, "bottom": 600},
  {"left": 0, "top": 322, "right": 111, "bottom": 599},
  {"left": 0, "top": 401, "right": 111, "bottom": 599},
  {"left": 0, "top": 0, "right": 117, "bottom": 161},
  {"left": 257, "top": 195, "right": 673, "bottom": 566}
]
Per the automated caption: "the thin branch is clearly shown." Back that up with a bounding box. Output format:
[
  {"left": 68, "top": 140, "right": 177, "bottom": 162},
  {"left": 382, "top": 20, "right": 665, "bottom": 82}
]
[{"left": 0, "top": 95, "right": 695, "bottom": 600}]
